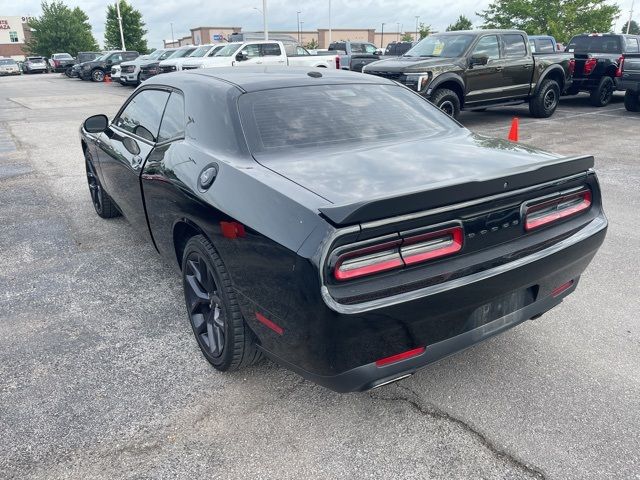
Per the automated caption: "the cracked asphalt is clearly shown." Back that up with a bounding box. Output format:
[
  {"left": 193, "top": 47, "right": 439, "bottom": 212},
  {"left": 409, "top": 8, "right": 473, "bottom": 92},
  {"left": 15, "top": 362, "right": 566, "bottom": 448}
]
[{"left": 1, "top": 73, "right": 638, "bottom": 479}]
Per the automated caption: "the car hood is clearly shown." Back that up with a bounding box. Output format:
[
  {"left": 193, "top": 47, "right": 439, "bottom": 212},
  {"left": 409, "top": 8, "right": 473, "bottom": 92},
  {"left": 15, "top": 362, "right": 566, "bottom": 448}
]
[
  {"left": 199, "top": 57, "right": 234, "bottom": 66},
  {"left": 365, "top": 55, "right": 460, "bottom": 72},
  {"left": 252, "top": 131, "right": 562, "bottom": 206}
]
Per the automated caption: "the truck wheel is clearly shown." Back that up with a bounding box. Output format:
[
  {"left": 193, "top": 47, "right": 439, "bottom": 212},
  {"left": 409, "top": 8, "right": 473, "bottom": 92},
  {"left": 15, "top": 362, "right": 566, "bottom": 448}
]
[
  {"left": 624, "top": 90, "right": 640, "bottom": 112},
  {"left": 65, "top": 66, "right": 74, "bottom": 78},
  {"left": 182, "top": 235, "right": 263, "bottom": 371},
  {"left": 91, "top": 69, "right": 105, "bottom": 82},
  {"left": 430, "top": 88, "right": 461, "bottom": 118},
  {"left": 590, "top": 76, "right": 614, "bottom": 107},
  {"left": 529, "top": 79, "right": 560, "bottom": 118}
]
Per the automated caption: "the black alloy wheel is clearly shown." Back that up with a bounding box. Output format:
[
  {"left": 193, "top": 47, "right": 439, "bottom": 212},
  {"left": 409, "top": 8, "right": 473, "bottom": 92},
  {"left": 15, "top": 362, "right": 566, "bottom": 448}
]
[
  {"left": 85, "top": 151, "right": 120, "bottom": 218},
  {"left": 430, "top": 88, "right": 461, "bottom": 118},
  {"left": 529, "top": 79, "right": 560, "bottom": 118},
  {"left": 182, "top": 235, "right": 262, "bottom": 371},
  {"left": 590, "top": 76, "right": 614, "bottom": 107}
]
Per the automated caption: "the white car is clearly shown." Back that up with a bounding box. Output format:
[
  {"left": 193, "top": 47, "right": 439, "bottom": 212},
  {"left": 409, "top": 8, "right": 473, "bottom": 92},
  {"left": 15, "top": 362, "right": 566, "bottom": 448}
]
[
  {"left": 110, "top": 64, "right": 121, "bottom": 81},
  {"left": 170, "top": 43, "right": 227, "bottom": 70},
  {"left": 182, "top": 41, "right": 338, "bottom": 70},
  {"left": 156, "top": 45, "right": 198, "bottom": 74}
]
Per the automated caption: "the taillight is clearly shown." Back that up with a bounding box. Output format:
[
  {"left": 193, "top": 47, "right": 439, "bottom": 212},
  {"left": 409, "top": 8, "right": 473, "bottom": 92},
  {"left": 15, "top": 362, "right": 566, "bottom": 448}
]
[
  {"left": 335, "top": 55, "right": 340, "bottom": 69},
  {"left": 334, "top": 240, "right": 403, "bottom": 281},
  {"left": 375, "top": 346, "right": 426, "bottom": 367},
  {"left": 568, "top": 59, "right": 575, "bottom": 75},
  {"left": 54, "top": 60, "right": 60, "bottom": 67},
  {"left": 583, "top": 58, "right": 597, "bottom": 75},
  {"left": 524, "top": 189, "right": 592, "bottom": 231},
  {"left": 616, "top": 55, "right": 625, "bottom": 77},
  {"left": 333, "top": 226, "right": 464, "bottom": 281}
]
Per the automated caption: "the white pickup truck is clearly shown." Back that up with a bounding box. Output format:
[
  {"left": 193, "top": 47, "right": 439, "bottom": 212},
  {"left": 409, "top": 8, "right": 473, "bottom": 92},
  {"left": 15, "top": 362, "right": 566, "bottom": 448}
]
[{"left": 182, "top": 41, "right": 338, "bottom": 70}]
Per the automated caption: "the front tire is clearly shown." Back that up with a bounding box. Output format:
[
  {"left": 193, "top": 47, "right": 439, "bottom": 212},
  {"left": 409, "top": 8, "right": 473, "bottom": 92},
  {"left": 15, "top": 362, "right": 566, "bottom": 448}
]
[
  {"left": 91, "top": 69, "right": 105, "bottom": 82},
  {"left": 65, "top": 66, "right": 74, "bottom": 78},
  {"left": 430, "top": 88, "right": 461, "bottom": 118},
  {"left": 590, "top": 76, "right": 614, "bottom": 107},
  {"left": 182, "top": 235, "right": 263, "bottom": 371},
  {"left": 529, "top": 79, "right": 560, "bottom": 118},
  {"left": 624, "top": 90, "right": 640, "bottom": 112},
  {"left": 85, "top": 150, "right": 121, "bottom": 218}
]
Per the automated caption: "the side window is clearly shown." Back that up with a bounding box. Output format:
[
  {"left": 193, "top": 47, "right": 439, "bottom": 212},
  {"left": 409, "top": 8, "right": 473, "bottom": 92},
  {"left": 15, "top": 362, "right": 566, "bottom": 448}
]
[
  {"left": 351, "top": 43, "right": 364, "bottom": 53},
  {"left": 114, "top": 90, "right": 170, "bottom": 142},
  {"left": 473, "top": 35, "right": 500, "bottom": 60},
  {"left": 364, "top": 43, "right": 378, "bottom": 54},
  {"left": 625, "top": 37, "right": 640, "bottom": 53},
  {"left": 243, "top": 44, "right": 261, "bottom": 58},
  {"left": 503, "top": 34, "right": 527, "bottom": 57},
  {"left": 261, "top": 43, "right": 282, "bottom": 56},
  {"left": 109, "top": 53, "right": 122, "bottom": 63},
  {"left": 296, "top": 46, "right": 308, "bottom": 55},
  {"left": 537, "top": 39, "right": 555, "bottom": 53},
  {"left": 158, "top": 92, "right": 185, "bottom": 143},
  {"left": 124, "top": 52, "right": 138, "bottom": 60}
]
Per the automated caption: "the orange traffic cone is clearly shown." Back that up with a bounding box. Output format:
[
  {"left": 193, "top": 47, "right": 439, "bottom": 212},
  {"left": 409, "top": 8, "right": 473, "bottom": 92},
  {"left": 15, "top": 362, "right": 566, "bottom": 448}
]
[
  {"left": 104, "top": 74, "right": 111, "bottom": 83},
  {"left": 508, "top": 117, "right": 519, "bottom": 142}
]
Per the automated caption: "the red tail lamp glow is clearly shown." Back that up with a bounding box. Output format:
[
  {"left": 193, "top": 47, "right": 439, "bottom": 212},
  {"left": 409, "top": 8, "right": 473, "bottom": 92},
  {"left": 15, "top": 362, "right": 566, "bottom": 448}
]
[
  {"left": 524, "top": 189, "right": 592, "bottom": 231},
  {"left": 551, "top": 280, "right": 574, "bottom": 297},
  {"left": 220, "top": 221, "right": 246, "bottom": 239},
  {"left": 256, "top": 312, "right": 284, "bottom": 335},
  {"left": 375, "top": 347, "right": 426, "bottom": 367}
]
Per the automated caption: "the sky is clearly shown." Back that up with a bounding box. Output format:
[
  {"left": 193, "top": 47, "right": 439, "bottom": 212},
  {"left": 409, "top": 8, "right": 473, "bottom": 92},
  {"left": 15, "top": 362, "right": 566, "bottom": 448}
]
[{"left": 2, "top": 0, "right": 636, "bottom": 49}]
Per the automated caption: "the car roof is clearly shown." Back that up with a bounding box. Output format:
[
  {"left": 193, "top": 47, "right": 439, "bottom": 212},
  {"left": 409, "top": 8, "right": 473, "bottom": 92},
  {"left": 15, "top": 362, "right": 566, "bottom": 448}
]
[{"left": 152, "top": 66, "right": 396, "bottom": 93}]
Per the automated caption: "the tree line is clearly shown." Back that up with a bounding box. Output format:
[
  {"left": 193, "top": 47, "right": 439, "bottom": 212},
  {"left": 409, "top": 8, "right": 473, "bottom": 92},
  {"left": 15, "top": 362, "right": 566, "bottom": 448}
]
[{"left": 26, "top": 0, "right": 148, "bottom": 57}]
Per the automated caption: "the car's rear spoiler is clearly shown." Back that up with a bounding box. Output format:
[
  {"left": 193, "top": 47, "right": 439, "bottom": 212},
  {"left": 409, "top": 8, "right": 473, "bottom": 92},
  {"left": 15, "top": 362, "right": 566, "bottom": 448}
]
[{"left": 318, "top": 155, "right": 594, "bottom": 226}]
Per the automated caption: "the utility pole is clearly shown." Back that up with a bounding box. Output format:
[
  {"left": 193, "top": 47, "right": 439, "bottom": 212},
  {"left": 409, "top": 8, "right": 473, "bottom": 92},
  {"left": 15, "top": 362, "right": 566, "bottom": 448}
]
[
  {"left": 415, "top": 16, "right": 419, "bottom": 41},
  {"left": 170, "top": 22, "right": 174, "bottom": 45},
  {"left": 381, "top": 23, "right": 385, "bottom": 48},
  {"left": 328, "top": 0, "right": 332, "bottom": 45},
  {"left": 115, "top": 0, "right": 126, "bottom": 50},
  {"left": 396, "top": 22, "right": 400, "bottom": 42},
  {"left": 263, "top": 0, "right": 268, "bottom": 40},
  {"left": 297, "top": 11, "right": 301, "bottom": 44},
  {"left": 627, "top": 0, "right": 635, "bottom": 34}
]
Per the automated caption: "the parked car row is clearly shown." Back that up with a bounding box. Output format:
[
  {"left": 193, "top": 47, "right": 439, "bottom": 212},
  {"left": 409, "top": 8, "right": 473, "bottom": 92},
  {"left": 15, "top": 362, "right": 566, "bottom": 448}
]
[{"left": 362, "top": 31, "right": 640, "bottom": 117}]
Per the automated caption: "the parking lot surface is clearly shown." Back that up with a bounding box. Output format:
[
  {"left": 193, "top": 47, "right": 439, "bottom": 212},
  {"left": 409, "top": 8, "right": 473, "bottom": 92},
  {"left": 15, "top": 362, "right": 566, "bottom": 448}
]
[{"left": 1, "top": 73, "right": 638, "bottom": 479}]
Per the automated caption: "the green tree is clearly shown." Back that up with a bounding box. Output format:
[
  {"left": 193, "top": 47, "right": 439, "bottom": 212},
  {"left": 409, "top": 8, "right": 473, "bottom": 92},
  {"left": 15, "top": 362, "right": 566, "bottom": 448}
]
[
  {"left": 25, "top": 1, "right": 98, "bottom": 57},
  {"left": 622, "top": 19, "right": 640, "bottom": 35},
  {"left": 305, "top": 38, "right": 319, "bottom": 49},
  {"left": 401, "top": 32, "right": 414, "bottom": 41},
  {"left": 447, "top": 15, "right": 474, "bottom": 31},
  {"left": 418, "top": 22, "right": 432, "bottom": 39},
  {"left": 477, "top": 0, "right": 619, "bottom": 43},
  {"left": 104, "top": 0, "right": 148, "bottom": 53}
]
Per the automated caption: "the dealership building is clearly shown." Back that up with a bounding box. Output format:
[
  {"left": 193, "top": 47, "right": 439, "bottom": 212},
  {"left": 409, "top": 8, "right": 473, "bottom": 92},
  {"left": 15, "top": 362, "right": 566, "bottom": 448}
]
[
  {"left": 0, "top": 15, "right": 34, "bottom": 60},
  {"left": 164, "top": 26, "right": 417, "bottom": 49}
]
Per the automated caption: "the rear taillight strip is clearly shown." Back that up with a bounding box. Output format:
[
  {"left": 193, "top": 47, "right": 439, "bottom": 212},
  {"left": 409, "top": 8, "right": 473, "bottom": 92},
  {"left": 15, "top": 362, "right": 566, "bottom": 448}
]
[
  {"left": 333, "top": 226, "right": 463, "bottom": 281},
  {"left": 524, "top": 189, "right": 592, "bottom": 231}
]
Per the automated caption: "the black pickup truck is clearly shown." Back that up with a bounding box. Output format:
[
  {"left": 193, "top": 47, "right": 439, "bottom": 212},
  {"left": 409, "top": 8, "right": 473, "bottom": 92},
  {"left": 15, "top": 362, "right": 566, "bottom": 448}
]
[
  {"left": 620, "top": 53, "right": 640, "bottom": 111},
  {"left": 565, "top": 33, "right": 640, "bottom": 106},
  {"left": 362, "top": 29, "right": 572, "bottom": 118}
]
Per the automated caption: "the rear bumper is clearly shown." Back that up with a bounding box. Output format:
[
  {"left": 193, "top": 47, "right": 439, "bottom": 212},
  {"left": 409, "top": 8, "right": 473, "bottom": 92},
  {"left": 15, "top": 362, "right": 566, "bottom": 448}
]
[
  {"left": 251, "top": 215, "right": 607, "bottom": 393},
  {"left": 572, "top": 77, "right": 624, "bottom": 91},
  {"left": 621, "top": 79, "right": 640, "bottom": 91}
]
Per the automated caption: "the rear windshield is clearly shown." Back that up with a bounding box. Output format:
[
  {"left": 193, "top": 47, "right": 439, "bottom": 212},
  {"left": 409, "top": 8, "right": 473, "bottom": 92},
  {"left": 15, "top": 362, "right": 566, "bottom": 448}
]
[
  {"left": 566, "top": 35, "right": 622, "bottom": 53},
  {"left": 328, "top": 43, "right": 346, "bottom": 52},
  {"left": 0, "top": 59, "right": 17, "bottom": 65},
  {"left": 54, "top": 53, "right": 73, "bottom": 59},
  {"left": 239, "top": 84, "right": 455, "bottom": 154}
]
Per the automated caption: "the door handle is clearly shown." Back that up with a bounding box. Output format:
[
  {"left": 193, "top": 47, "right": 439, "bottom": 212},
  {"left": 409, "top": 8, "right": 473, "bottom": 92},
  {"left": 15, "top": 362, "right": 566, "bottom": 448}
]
[
  {"left": 256, "top": 61, "right": 263, "bottom": 64},
  {"left": 131, "top": 155, "right": 142, "bottom": 168},
  {"left": 495, "top": 66, "right": 503, "bottom": 72},
  {"left": 523, "top": 64, "right": 532, "bottom": 69}
]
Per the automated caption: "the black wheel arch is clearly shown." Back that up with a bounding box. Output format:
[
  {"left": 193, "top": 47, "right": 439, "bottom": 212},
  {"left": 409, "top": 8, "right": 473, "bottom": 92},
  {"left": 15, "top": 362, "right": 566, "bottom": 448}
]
[
  {"left": 173, "top": 218, "right": 216, "bottom": 271},
  {"left": 428, "top": 73, "right": 465, "bottom": 106},
  {"left": 533, "top": 65, "right": 566, "bottom": 95}
]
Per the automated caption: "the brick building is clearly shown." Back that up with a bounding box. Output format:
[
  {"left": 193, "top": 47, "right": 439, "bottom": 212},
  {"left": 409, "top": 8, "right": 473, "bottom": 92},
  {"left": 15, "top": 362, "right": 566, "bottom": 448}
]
[{"left": 0, "top": 15, "right": 34, "bottom": 60}]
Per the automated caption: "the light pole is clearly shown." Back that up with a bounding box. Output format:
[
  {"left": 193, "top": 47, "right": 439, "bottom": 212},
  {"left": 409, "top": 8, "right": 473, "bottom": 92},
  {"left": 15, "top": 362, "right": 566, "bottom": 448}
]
[
  {"left": 415, "top": 16, "right": 419, "bottom": 41},
  {"left": 381, "top": 23, "right": 385, "bottom": 48},
  {"left": 263, "top": 0, "right": 268, "bottom": 40},
  {"left": 297, "top": 11, "right": 301, "bottom": 44},
  {"left": 299, "top": 21, "right": 304, "bottom": 44},
  {"left": 396, "top": 22, "right": 400, "bottom": 42},
  {"left": 170, "top": 22, "right": 174, "bottom": 45},
  {"left": 115, "top": 0, "right": 126, "bottom": 50},
  {"left": 627, "top": 0, "right": 635, "bottom": 34},
  {"left": 328, "top": 0, "right": 332, "bottom": 45}
]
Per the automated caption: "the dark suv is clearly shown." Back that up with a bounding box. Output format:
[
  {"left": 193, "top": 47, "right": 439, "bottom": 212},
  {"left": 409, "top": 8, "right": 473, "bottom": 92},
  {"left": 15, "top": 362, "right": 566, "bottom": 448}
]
[
  {"left": 565, "top": 33, "right": 640, "bottom": 106},
  {"left": 79, "top": 51, "right": 139, "bottom": 82}
]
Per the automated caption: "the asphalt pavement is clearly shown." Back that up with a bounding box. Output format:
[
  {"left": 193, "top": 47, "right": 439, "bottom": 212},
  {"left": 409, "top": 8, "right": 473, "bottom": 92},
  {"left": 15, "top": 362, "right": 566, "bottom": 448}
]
[{"left": 0, "top": 73, "right": 638, "bottom": 479}]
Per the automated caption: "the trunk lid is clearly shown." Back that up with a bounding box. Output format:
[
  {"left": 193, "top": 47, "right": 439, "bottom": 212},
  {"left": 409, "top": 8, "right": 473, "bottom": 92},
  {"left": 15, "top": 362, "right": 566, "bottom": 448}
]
[{"left": 253, "top": 132, "right": 593, "bottom": 225}]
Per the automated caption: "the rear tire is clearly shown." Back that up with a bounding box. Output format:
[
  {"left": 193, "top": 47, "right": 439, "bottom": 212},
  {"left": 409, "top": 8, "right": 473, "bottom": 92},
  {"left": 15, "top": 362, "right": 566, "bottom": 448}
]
[
  {"left": 91, "top": 69, "right": 105, "bottom": 82},
  {"left": 529, "top": 79, "right": 560, "bottom": 118},
  {"left": 65, "top": 66, "right": 74, "bottom": 78},
  {"left": 182, "top": 235, "right": 263, "bottom": 372},
  {"left": 430, "top": 88, "right": 461, "bottom": 118},
  {"left": 589, "top": 76, "right": 614, "bottom": 107},
  {"left": 624, "top": 90, "right": 640, "bottom": 112}
]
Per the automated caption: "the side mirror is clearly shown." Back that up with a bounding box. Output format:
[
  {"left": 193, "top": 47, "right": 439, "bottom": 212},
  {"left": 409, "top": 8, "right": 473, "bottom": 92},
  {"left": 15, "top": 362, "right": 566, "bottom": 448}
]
[
  {"left": 236, "top": 50, "right": 248, "bottom": 61},
  {"left": 84, "top": 114, "right": 109, "bottom": 133},
  {"left": 470, "top": 54, "right": 489, "bottom": 67}
]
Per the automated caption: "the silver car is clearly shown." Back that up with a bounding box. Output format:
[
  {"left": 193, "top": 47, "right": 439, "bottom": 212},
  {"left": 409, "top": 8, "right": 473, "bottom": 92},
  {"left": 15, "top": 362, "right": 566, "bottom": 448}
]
[
  {"left": 0, "top": 58, "right": 21, "bottom": 76},
  {"left": 22, "top": 56, "right": 48, "bottom": 74}
]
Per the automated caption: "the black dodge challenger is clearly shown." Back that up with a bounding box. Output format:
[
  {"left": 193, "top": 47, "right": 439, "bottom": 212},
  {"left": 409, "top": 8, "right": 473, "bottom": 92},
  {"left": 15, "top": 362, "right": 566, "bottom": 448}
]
[{"left": 80, "top": 67, "right": 607, "bottom": 392}]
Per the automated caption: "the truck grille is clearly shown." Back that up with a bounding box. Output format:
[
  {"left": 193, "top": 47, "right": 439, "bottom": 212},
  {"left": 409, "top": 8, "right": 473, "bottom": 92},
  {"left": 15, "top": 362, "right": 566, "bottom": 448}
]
[
  {"left": 121, "top": 65, "right": 135, "bottom": 74},
  {"left": 160, "top": 65, "right": 176, "bottom": 73},
  {"left": 182, "top": 65, "right": 198, "bottom": 70},
  {"left": 365, "top": 71, "right": 405, "bottom": 81}
]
